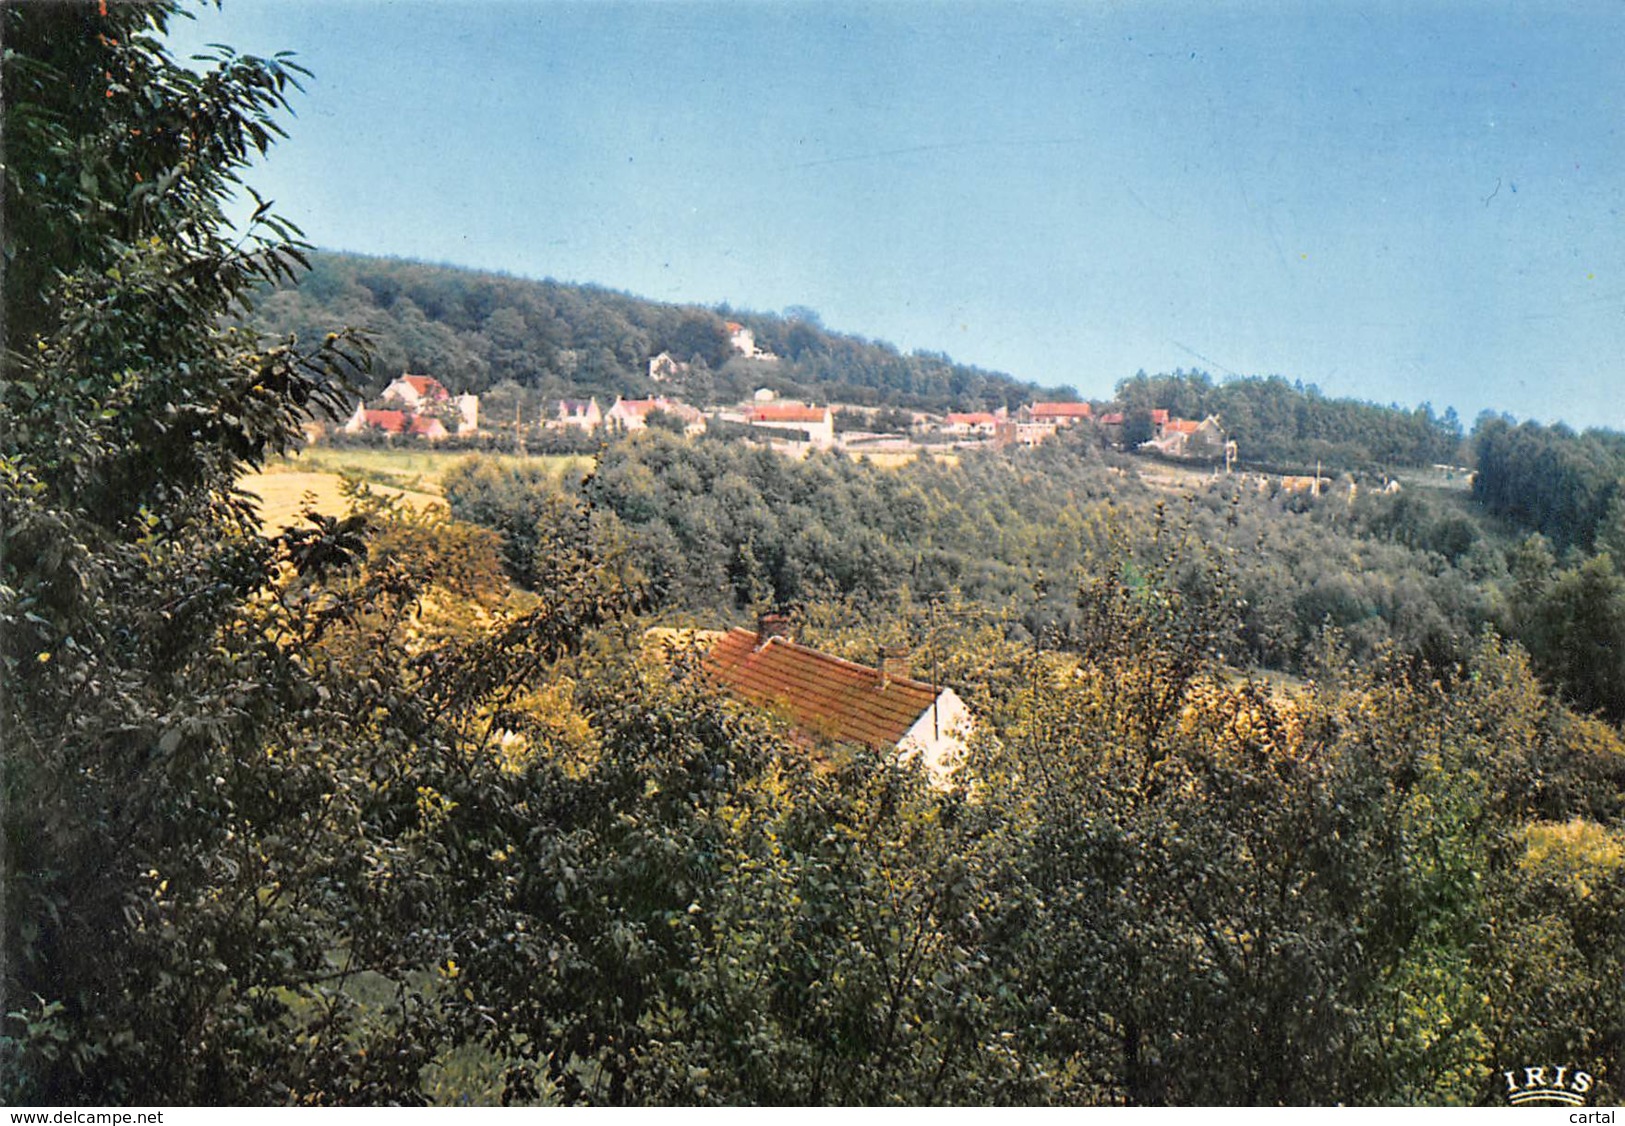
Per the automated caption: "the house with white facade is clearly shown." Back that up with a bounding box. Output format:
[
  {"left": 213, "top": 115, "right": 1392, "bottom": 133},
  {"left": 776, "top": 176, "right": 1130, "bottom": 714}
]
[
  {"left": 648, "top": 352, "right": 689, "bottom": 382},
  {"left": 1025, "top": 402, "right": 1094, "bottom": 427},
  {"left": 554, "top": 398, "right": 603, "bottom": 431},
  {"left": 726, "top": 322, "right": 778, "bottom": 362},
  {"left": 381, "top": 374, "right": 449, "bottom": 409},
  {"left": 746, "top": 402, "right": 835, "bottom": 448},
  {"left": 607, "top": 396, "right": 707, "bottom": 436},
  {"left": 377, "top": 373, "right": 478, "bottom": 434},
  {"left": 702, "top": 615, "right": 970, "bottom": 788},
  {"left": 943, "top": 411, "right": 999, "bottom": 437}
]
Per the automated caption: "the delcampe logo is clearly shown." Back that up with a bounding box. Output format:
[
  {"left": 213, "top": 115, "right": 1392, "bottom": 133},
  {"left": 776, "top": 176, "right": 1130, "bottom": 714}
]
[{"left": 1501, "top": 1064, "right": 1594, "bottom": 1107}]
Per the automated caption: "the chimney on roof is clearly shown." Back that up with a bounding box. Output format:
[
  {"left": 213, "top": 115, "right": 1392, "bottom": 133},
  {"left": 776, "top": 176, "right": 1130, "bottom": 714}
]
[
  {"left": 877, "top": 645, "right": 911, "bottom": 687},
  {"left": 756, "top": 612, "right": 792, "bottom": 647}
]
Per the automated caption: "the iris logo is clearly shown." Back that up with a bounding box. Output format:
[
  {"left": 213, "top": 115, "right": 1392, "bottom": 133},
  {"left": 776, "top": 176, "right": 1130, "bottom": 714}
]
[{"left": 1502, "top": 1065, "right": 1593, "bottom": 1107}]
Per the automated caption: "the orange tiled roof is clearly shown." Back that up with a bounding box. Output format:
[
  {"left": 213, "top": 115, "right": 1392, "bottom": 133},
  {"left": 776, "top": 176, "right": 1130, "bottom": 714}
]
[
  {"left": 1098, "top": 412, "right": 1125, "bottom": 425},
  {"left": 662, "top": 400, "right": 706, "bottom": 423},
  {"left": 401, "top": 374, "right": 449, "bottom": 400},
  {"left": 1031, "top": 402, "right": 1093, "bottom": 419},
  {"left": 614, "top": 397, "right": 702, "bottom": 421},
  {"left": 946, "top": 412, "right": 998, "bottom": 425},
  {"left": 1163, "top": 418, "right": 1201, "bottom": 434},
  {"left": 362, "top": 409, "right": 409, "bottom": 433},
  {"left": 703, "top": 629, "right": 939, "bottom": 749},
  {"left": 749, "top": 404, "right": 827, "bottom": 424},
  {"left": 1150, "top": 408, "right": 1170, "bottom": 424}
]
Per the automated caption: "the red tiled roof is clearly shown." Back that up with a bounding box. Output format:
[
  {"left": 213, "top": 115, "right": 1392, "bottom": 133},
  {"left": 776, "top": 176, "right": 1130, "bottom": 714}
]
[
  {"left": 1098, "top": 412, "right": 1125, "bottom": 425},
  {"left": 749, "top": 404, "right": 827, "bottom": 424},
  {"left": 1163, "top": 418, "right": 1201, "bottom": 434},
  {"left": 401, "top": 375, "right": 449, "bottom": 400},
  {"left": 702, "top": 629, "right": 939, "bottom": 749},
  {"left": 946, "top": 412, "right": 997, "bottom": 425},
  {"left": 361, "top": 410, "right": 447, "bottom": 437},
  {"left": 614, "top": 398, "right": 661, "bottom": 416},
  {"left": 362, "top": 409, "right": 409, "bottom": 434},
  {"left": 614, "top": 397, "right": 702, "bottom": 422},
  {"left": 1031, "top": 402, "right": 1092, "bottom": 419},
  {"left": 1150, "top": 408, "right": 1170, "bottom": 424}
]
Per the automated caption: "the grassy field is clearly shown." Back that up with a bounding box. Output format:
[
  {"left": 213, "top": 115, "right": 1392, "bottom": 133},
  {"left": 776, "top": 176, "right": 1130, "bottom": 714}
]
[
  {"left": 850, "top": 449, "right": 960, "bottom": 470},
  {"left": 238, "top": 471, "right": 443, "bottom": 532},
  {"left": 265, "top": 446, "right": 593, "bottom": 495},
  {"left": 241, "top": 446, "right": 592, "bottom": 531}
]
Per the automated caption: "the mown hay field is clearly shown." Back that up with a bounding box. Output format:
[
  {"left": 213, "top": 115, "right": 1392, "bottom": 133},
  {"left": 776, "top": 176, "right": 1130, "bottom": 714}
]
[
  {"left": 238, "top": 470, "right": 443, "bottom": 531},
  {"left": 277, "top": 446, "right": 593, "bottom": 494},
  {"left": 241, "top": 447, "right": 592, "bottom": 531}
]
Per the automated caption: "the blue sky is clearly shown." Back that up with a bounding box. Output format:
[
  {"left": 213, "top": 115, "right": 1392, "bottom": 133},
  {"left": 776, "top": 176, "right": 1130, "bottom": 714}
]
[{"left": 168, "top": 1, "right": 1625, "bottom": 428}]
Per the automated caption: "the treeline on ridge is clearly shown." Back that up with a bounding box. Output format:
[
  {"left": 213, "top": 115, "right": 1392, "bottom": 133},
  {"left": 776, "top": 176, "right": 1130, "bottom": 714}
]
[
  {"left": 249, "top": 251, "right": 1061, "bottom": 413},
  {"left": 1115, "top": 370, "right": 1465, "bottom": 471},
  {"left": 1473, "top": 414, "right": 1625, "bottom": 551}
]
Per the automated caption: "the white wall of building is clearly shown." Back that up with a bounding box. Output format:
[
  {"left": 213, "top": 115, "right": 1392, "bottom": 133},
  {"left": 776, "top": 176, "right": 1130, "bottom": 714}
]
[{"left": 896, "top": 687, "right": 973, "bottom": 788}]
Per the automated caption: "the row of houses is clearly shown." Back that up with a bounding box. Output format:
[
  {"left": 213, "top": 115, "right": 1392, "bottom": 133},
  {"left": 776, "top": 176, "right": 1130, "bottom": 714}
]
[
  {"left": 936, "top": 402, "right": 1227, "bottom": 458},
  {"left": 343, "top": 380, "right": 839, "bottom": 448},
  {"left": 562, "top": 396, "right": 708, "bottom": 436},
  {"left": 554, "top": 395, "right": 835, "bottom": 446},
  {"left": 340, "top": 373, "right": 1224, "bottom": 465}
]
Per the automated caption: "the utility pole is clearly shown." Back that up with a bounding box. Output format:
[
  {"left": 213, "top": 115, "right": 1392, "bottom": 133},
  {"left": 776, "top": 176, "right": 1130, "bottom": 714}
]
[{"left": 930, "top": 596, "right": 940, "bottom": 741}]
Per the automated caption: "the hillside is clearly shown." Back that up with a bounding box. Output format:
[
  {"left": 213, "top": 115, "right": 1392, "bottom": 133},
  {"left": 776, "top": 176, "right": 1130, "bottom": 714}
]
[
  {"left": 255, "top": 253, "right": 1473, "bottom": 475},
  {"left": 248, "top": 250, "right": 1067, "bottom": 413}
]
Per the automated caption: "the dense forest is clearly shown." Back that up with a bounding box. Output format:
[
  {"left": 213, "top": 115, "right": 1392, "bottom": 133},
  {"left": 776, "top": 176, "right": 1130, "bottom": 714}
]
[
  {"left": 437, "top": 419, "right": 1625, "bottom": 729},
  {"left": 248, "top": 250, "right": 1066, "bottom": 414},
  {"left": 444, "top": 431, "right": 1489, "bottom": 673},
  {"left": 1114, "top": 370, "right": 1466, "bottom": 471},
  {"left": 1472, "top": 415, "right": 1625, "bottom": 552},
  {"left": 4, "top": 2, "right": 1624, "bottom": 1108}
]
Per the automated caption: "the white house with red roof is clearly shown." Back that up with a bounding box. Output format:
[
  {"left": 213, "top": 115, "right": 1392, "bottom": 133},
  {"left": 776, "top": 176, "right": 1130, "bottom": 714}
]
[
  {"left": 343, "top": 408, "right": 449, "bottom": 440},
  {"left": 1142, "top": 413, "right": 1225, "bottom": 457},
  {"left": 382, "top": 374, "right": 449, "bottom": 407},
  {"left": 1026, "top": 401, "right": 1094, "bottom": 427},
  {"left": 943, "top": 411, "right": 999, "bottom": 436},
  {"left": 746, "top": 402, "right": 834, "bottom": 447},
  {"left": 373, "top": 373, "right": 478, "bottom": 435},
  {"left": 702, "top": 615, "right": 970, "bottom": 787},
  {"left": 725, "top": 322, "right": 778, "bottom": 362},
  {"left": 607, "top": 396, "right": 707, "bottom": 435}
]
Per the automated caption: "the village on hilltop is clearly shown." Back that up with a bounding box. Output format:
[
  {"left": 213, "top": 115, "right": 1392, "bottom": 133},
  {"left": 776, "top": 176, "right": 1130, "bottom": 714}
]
[
  {"left": 334, "top": 326, "right": 1243, "bottom": 467},
  {"left": 340, "top": 373, "right": 1235, "bottom": 461}
]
